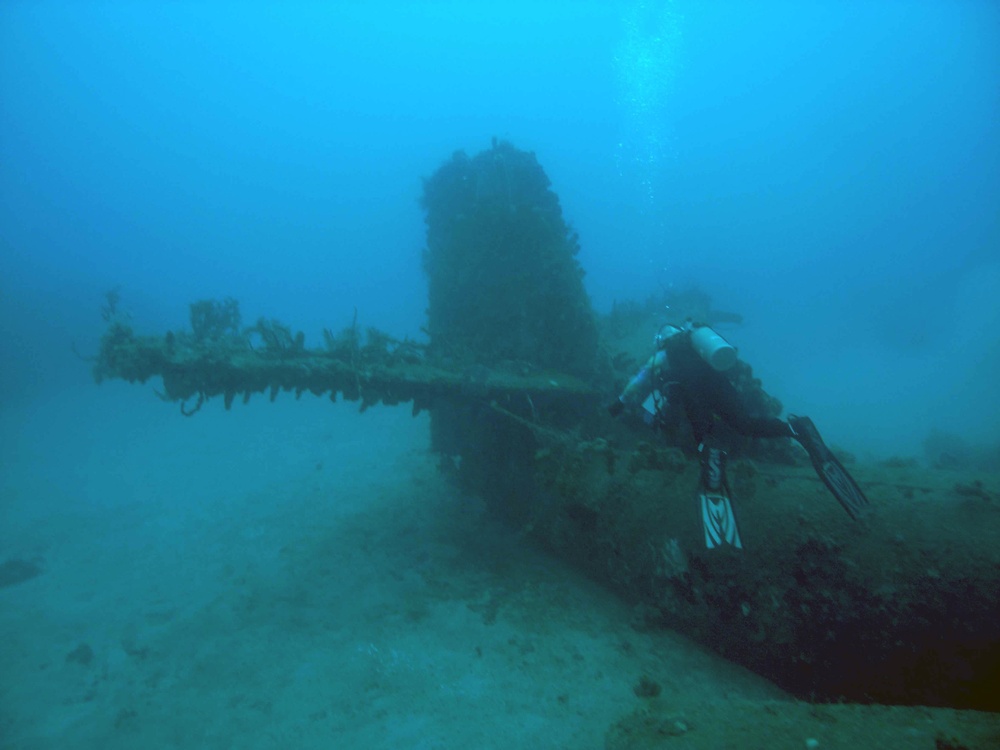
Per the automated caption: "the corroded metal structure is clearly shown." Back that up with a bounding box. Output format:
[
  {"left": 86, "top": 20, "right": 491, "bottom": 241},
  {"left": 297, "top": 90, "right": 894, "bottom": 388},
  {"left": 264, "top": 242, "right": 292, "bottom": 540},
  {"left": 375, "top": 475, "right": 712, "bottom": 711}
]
[{"left": 94, "top": 322, "right": 596, "bottom": 416}]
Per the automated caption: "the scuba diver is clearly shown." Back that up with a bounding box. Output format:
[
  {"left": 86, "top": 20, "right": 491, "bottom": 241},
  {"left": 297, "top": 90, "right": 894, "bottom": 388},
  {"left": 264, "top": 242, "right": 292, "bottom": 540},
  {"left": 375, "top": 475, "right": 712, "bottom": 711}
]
[{"left": 608, "top": 321, "right": 869, "bottom": 549}]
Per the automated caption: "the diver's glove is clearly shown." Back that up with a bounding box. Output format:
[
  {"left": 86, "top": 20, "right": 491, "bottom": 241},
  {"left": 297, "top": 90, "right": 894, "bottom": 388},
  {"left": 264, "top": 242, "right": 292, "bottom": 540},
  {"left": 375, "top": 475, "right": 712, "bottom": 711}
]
[{"left": 607, "top": 397, "right": 625, "bottom": 418}]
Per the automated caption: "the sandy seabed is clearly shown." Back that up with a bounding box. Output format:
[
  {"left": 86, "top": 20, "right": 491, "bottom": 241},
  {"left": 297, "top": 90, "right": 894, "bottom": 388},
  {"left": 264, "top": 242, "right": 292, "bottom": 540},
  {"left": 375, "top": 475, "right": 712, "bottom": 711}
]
[{"left": 1, "top": 384, "right": 997, "bottom": 749}]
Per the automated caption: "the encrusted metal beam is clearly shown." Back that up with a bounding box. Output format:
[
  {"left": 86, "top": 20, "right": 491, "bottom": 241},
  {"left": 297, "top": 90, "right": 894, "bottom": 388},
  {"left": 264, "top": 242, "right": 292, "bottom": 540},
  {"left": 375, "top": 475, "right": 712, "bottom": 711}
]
[{"left": 93, "top": 322, "right": 598, "bottom": 416}]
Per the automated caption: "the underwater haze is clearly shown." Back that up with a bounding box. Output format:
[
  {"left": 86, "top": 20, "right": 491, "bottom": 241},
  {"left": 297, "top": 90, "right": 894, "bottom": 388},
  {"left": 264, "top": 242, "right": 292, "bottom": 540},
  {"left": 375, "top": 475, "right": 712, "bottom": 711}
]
[
  {"left": 2, "top": 2, "right": 1000, "bottom": 748},
  {"left": 2, "top": 0, "right": 998, "bottom": 456}
]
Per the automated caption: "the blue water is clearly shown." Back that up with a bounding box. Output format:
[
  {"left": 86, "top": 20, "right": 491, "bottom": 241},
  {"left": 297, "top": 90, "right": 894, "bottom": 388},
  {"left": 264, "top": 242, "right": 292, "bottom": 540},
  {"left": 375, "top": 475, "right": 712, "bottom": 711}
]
[
  {"left": 1, "top": 2, "right": 998, "bottom": 745},
  {"left": 3, "top": 1, "right": 997, "bottom": 456}
]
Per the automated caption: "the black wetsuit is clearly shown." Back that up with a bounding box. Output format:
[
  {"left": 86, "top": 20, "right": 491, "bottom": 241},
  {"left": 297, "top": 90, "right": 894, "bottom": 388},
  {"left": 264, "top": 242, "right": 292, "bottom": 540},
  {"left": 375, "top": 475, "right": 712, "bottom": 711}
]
[{"left": 659, "top": 335, "right": 792, "bottom": 446}]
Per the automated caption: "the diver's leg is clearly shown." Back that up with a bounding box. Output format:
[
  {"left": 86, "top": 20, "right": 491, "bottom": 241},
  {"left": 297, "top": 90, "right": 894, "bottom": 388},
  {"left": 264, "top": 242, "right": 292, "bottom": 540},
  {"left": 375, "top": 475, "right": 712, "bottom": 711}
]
[
  {"left": 709, "top": 373, "right": 792, "bottom": 439},
  {"left": 680, "top": 387, "right": 715, "bottom": 447}
]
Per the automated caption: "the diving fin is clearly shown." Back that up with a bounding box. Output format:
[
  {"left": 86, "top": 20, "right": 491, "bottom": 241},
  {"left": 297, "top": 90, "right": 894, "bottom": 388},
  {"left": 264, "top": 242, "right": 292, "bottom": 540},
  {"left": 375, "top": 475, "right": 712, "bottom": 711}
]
[
  {"left": 788, "top": 415, "right": 870, "bottom": 520},
  {"left": 701, "top": 492, "right": 743, "bottom": 549},
  {"left": 698, "top": 443, "right": 743, "bottom": 550}
]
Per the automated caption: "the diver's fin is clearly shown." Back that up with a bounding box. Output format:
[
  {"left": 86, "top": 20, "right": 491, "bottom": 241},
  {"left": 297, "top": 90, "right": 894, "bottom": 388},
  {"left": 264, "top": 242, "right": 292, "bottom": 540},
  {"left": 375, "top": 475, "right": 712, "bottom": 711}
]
[
  {"left": 700, "top": 492, "right": 743, "bottom": 549},
  {"left": 789, "top": 415, "right": 870, "bottom": 520},
  {"left": 697, "top": 442, "right": 743, "bottom": 549}
]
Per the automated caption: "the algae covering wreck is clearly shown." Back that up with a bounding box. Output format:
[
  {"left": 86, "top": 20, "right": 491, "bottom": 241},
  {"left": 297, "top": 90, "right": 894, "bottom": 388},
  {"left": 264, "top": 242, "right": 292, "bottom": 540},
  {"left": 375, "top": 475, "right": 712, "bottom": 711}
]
[{"left": 94, "top": 141, "right": 1000, "bottom": 714}]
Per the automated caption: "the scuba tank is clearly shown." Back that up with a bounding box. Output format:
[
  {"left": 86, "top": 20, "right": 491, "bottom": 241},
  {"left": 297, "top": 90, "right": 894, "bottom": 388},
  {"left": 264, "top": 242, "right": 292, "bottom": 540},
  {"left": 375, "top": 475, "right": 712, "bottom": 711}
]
[
  {"left": 656, "top": 321, "right": 737, "bottom": 371},
  {"left": 690, "top": 324, "right": 737, "bottom": 371}
]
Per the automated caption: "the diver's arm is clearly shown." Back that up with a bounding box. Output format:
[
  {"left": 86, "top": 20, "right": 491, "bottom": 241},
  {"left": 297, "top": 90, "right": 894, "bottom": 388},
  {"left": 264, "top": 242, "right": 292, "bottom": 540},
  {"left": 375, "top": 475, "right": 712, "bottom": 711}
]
[{"left": 609, "top": 351, "right": 666, "bottom": 416}]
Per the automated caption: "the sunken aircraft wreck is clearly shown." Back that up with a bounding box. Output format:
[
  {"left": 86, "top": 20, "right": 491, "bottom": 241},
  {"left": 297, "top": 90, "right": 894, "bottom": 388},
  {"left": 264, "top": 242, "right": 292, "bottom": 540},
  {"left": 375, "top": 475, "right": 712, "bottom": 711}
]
[{"left": 95, "top": 140, "right": 1000, "bottom": 713}]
